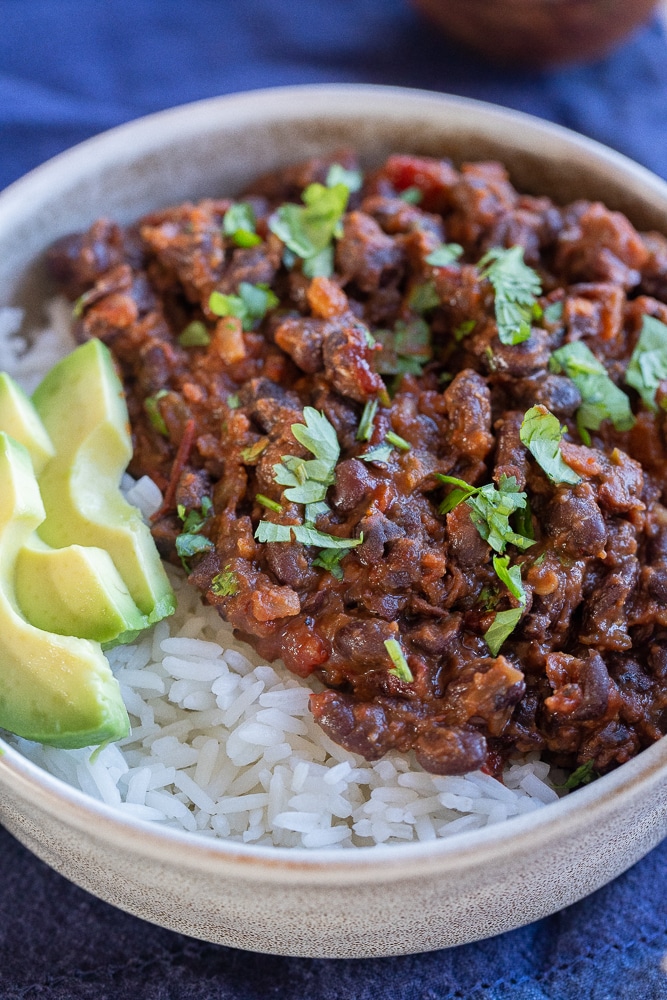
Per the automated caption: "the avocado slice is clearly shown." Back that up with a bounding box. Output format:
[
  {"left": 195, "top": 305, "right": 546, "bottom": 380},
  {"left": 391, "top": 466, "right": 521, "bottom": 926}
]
[
  {"left": 15, "top": 537, "right": 146, "bottom": 645},
  {"left": 0, "top": 371, "right": 147, "bottom": 644},
  {"left": 0, "top": 373, "right": 55, "bottom": 473},
  {"left": 32, "top": 339, "right": 175, "bottom": 625},
  {"left": 0, "top": 433, "right": 129, "bottom": 748}
]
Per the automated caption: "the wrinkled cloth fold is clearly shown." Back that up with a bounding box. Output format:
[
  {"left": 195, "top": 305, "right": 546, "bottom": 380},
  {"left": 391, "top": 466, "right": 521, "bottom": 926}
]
[{"left": 2, "top": 1, "right": 667, "bottom": 997}]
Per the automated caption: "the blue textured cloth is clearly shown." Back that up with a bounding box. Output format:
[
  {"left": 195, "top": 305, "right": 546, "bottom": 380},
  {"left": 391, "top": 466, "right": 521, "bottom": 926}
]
[{"left": 2, "top": 2, "right": 667, "bottom": 996}]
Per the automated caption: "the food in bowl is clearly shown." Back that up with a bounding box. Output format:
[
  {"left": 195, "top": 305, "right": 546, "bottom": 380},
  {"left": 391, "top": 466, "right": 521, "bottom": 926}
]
[
  {"left": 14, "top": 144, "right": 662, "bottom": 823},
  {"left": 3, "top": 86, "right": 667, "bottom": 957}
]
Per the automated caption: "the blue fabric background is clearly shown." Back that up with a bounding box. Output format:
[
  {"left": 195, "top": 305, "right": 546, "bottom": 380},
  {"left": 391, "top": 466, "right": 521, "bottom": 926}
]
[{"left": 2, "top": 1, "right": 667, "bottom": 996}]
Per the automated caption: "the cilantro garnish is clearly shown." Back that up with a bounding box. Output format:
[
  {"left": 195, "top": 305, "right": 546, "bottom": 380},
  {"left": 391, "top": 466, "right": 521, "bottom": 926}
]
[
  {"left": 175, "top": 497, "right": 214, "bottom": 570},
  {"left": 210, "top": 565, "right": 239, "bottom": 597},
  {"left": 543, "top": 300, "right": 564, "bottom": 325},
  {"left": 374, "top": 319, "right": 432, "bottom": 376},
  {"left": 492, "top": 554, "right": 525, "bottom": 603},
  {"left": 241, "top": 437, "right": 269, "bottom": 464},
  {"left": 269, "top": 181, "right": 350, "bottom": 278},
  {"left": 384, "top": 638, "right": 414, "bottom": 682},
  {"left": 385, "top": 430, "right": 410, "bottom": 452},
  {"left": 425, "top": 243, "right": 464, "bottom": 267},
  {"left": 326, "top": 163, "right": 362, "bottom": 192},
  {"left": 222, "top": 203, "right": 262, "bottom": 248},
  {"left": 273, "top": 407, "right": 340, "bottom": 507},
  {"left": 625, "top": 314, "right": 667, "bottom": 410},
  {"left": 312, "top": 547, "right": 347, "bottom": 579},
  {"left": 209, "top": 282, "right": 279, "bottom": 331},
  {"left": 483, "top": 555, "right": 528, "bottom": 655},
  {"left": 519, "top": 406, "right": 581, "bottom": 485},
  {"left": 555, "top": 759, "right": 598, "bottom": 790},
  {"left": 360, "top": 442, "right": 395, "bottom": 465},
  {"left": 478, "top": 246, "right": 542, "bottom": 346},
  {"left": 356, "top": 399, "right": 378, "bottom": 442},
  {"left": 178, "top": 320, "right": 210, "bottom": 347},
  {"left": 144, "top": 389, "right": 169, "bottom": 437},
  {"left": 227, "top": 393, "right": 240, "bottom": 409},
  {"left": 484, "top": 608, "right": 524, "bottom": 657},
  {"left": 399, "top": 186, "right": 422, "bottom": 205},
  {"left": 254, "top": 521, "right": 362, "bottom": 551},
  {"left": 409, "top": 281, "right": 440, "bottom": 314},
  {"left": 550, "top": 341, "right": 634, "bottom": 440},
  {"left": 454, "top": 319, "right": 476, "bottom": 342},
  {"left": 256, "top": 493, "right": 283, "bottom": 514},
  {"left": 436, "top": 474, "right": 534, "bottom": 554}
]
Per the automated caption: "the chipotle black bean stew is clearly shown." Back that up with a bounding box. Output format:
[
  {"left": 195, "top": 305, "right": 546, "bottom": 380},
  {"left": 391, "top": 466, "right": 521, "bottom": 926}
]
[{"left": 48, "top": 152, "right": 667, "bottom": 781}]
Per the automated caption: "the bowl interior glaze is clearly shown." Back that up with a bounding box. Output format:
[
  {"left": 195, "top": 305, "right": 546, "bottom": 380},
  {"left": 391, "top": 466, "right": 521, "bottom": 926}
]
[{"left": 1, "top": 85, "right": 667, "bottom": 958}]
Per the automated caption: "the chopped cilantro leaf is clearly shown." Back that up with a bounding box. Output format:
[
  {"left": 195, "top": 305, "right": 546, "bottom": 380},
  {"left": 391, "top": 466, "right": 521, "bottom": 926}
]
[
  {"left": 550, "top": 341, "right": 634, "bottom": 434},
  {"left": 625, "top": 314, "right": 667, "bottom": 410},
  {"left": 292, "top": 525, "right": 361, "bottom": 550},
  {"left": 254, "top": 520, "right": 362, "bottom": 551},
  {"left": 357, "top": 399, "right": 378, "bottom": 442},
  {"left": 305, "top": 499, "right": 330, "bottom": 522},
  {"left": 326, "top": 163, "right": 362, "bottom": 192},
  {"left": 436, "top": 474, "right": 534, "bottom": 553},
  {"left": 209, "top": 282, "right": 278, "bottom": 331},
  {"left": 178, "top": 320, "right": 210, "bottom": 347},
  {"left": 479, "top": 246, "right": 542, "bottom": 346},
  {"left": 175, "top": 533, "right": 214, "bottom": 564},
  {"left": 175, "top": 498, "right": 214, "bottom": 570},
  {"left": 454, "top": 319, "right": 476, "bottom": 342},
  {"left": 436, "top": 474, "right": 478, "bottom": 514},
  {"left": 384, "top": 638, "right": 414, "bottom": 682},
  {"left": 409, "top": 281, "right": 440, "bottom": 314},
  {"left": 374, "top": 319, "right": 432, "bottom": 376},
  {"left": 227, "top": 393, "right": 240, "bottom": 409},
  {"left": 425, "top": 243, "right": 464, "bottom": 267},
  {"left": 543, "top": 300, "right": 564, "bottom": 325},
  {"left": 222, "top": 203, "right": 262, "bottom": 247},
  {"left": 399, "top": 186, "right": 422, "bottom": 205},
  {"left": 519, "top": 406, "right": 581, "bottom": 485},
  {"left": 492, "top": 554, "right": 526, "bottom": 604},
  {"left": 291, "top": 407, "right": 340, "bottom": 465},
  {"left": 269, "top": 181, "right": 349, "bottom": 278},
  {"left": 256, "top": 493, "right": 283, "bottom": 514},
  {"left": 361, "top": 443, "right": 394, "bottom": 465},
  {"left": 255, "top": 521, "right": 292, "bottom": 543},
  {"left": 273, "top": 408, "right": 339, "bottom": 506},
  {"left": 312, "top": 547, "right": 347, "bottom": 579},
  {"left": 241, "top": 437, "right": 269, "bottom": 464},
  {"left": 556, "top": 759, "right": 597, "bottom": 790},
  {"left": 210, "top": 566, "right": 239, "bottom": 597},
  {"left": 385, "top": 430, "right": 411, "bottom": 451},
  {"left": 513, "top": 496, "right": 535, "bottom": 542},
  {"left": 484, "top": 607, "right": 523, "bottom": 657},
  {"left": 144, "top": 389, "right": 169, "bottom": 437}
]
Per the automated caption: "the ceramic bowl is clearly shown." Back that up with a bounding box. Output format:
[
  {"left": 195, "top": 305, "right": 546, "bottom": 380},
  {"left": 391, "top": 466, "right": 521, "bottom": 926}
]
[{"left": 2, "top": 85, "right": 667, "bottom": 959}]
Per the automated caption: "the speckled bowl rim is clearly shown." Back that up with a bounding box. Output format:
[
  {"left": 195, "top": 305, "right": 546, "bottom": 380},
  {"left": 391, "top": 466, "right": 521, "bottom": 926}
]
[{"left": 1, "top": 83, "right": 667, "bottom": 889}]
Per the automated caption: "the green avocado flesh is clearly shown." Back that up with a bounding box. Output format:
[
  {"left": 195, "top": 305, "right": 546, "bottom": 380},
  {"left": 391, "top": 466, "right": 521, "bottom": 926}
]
[
  {"left": 0, "top": 434, "right": 129, "bottom": 748},
  {"left": 15, "top": 537, "right": 146, "bottom": 644},
  {"left": 0, "top": 373, "right": 55, "bottom": 473},
  {"left": 32, "top": 339, "right": 175, "bottom": 625},
  {"left": 0, "top": 371, "right": 147, "bottom": 644}
]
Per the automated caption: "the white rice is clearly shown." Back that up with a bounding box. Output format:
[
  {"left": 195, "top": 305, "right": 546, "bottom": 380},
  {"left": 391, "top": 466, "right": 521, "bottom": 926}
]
[{"left": 0, "top": 303, "right": 562, "bottom": 848}]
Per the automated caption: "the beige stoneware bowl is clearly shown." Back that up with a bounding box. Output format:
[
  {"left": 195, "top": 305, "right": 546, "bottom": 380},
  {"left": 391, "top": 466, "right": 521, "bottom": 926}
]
[{"left": 1, "top": 85, "right": 667, "bottom": 959}]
